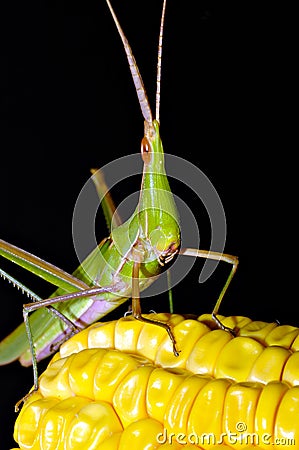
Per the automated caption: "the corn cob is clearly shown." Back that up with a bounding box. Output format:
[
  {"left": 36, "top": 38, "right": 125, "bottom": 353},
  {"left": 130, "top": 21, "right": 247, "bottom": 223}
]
[{"left": 13, "top": 314, "right": 299, "bottom": 449}]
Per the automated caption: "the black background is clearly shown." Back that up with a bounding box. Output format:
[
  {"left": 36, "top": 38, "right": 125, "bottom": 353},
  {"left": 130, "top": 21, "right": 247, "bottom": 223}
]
[{"left": 0, "top": 1, "right": 295, "bottom": 447}]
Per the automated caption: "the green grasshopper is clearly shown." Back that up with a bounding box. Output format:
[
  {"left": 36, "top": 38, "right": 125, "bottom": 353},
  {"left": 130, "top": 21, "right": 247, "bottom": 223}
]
[{"left": 0, "top": 0, "right": 238, "bottom": 410}]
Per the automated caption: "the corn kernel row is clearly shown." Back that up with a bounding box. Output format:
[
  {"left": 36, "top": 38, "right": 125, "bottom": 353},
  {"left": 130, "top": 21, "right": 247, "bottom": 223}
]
[{"left": 58, "top": 313, "right": 299, "bottom": 385}]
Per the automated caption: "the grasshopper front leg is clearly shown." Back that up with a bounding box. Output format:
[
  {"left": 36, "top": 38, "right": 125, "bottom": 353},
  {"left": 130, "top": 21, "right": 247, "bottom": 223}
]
[{"left": 131, "top": 261, "right": 180, "bottom": 357}]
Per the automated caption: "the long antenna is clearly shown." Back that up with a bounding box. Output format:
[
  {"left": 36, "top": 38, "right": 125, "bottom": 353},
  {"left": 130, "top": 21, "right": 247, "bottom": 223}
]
[
  {"left": 106, "top": 0, "right": 153, "bottom": 124},
  {"left": 156, "top": 0, "right": 167, "bottom": 123}
]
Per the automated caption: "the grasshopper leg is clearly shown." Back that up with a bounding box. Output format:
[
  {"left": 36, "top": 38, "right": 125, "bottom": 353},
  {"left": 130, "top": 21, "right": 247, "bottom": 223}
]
[
  {"left": 180, "top": 248, "right": 239, "bottom": 335},
  {"left": 131, "top": 261, "right": 180, "bottom": 357},
  {"left": 15, "top": 284, "right": 120, "bottom": 411}
]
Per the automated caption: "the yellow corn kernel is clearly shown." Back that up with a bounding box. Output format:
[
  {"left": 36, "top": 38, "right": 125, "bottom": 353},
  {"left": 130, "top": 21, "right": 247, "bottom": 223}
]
[
  {"left": 94, "top": 432, "right": 122, "bottom": 449},
  {"left": 136, "top": 313, "right": 186, "bottom": 361},
  {"left": 188, "top": 378, "right": 232, "bottom": 440},
  {"left": 87, "top": 320, "right": 117, "bottom": 350},
  {"left": 146, "top": 367, "right": 190, "bottom": 423},
  {"left": 63, "top": 401, "right": 123, "bottom": 449},
  {"left": 68, "top": 348, "right": 106, "bottom": 399},
  {"left": 38, "top": 397, "right": 91, "bottom": 449},
  {"left": 282, "top": 351, "right": 299, "bottom": 385},
  {"left": 92, "top": 349, "right": 148, "bottom": 403},
  {"left": 275, "top": 386, "right": 299, "bottom": 446},
  {"left": 14, "top": 397, "right": 59, "bottom": 449},
  {"left": 197, "top": 314, "right": 253, "bottom": 330},
  {"left": 38, "top": 354, "right": 76, "bottom": 400},
  {"left": 113, "top": 365, "right": 154, "bottom": 427},
  {"left": 223, "top": 382, "right": 263, "bottom": 449},
  {"left": 57, "top": 325, "right": 89, "bottom": 357},
  {"left": 248, "top": 346, "right": 291, "bottom": 384},
  {"left": 155, "top": 319, "right": 210, "bottom": 368},
  {"left": 291, "top": 332, "right": 299, "bottom": 351},
  {"left": 164, "top": 374, "right": 211, "bottom": 434},
  {"left": 255, "top": 381, "right": 289, "bottom": 449},
  {"left": 117, "top": 417, "right": 164, "bottom": 449},
  {"left": 237, "top": 320, "right": 278, "bottom": 341},
  {"left": 187, "top": 328, "right": 232, "bottom": 375},
  {"left": 215, "top": 337, "right": 264, "bottom": 382},
  {"left": 113, "top": 315, "right": 144, "bottom": 352},
  {"left": 265, "top": 325, "right": 299, "bottom": 348}
]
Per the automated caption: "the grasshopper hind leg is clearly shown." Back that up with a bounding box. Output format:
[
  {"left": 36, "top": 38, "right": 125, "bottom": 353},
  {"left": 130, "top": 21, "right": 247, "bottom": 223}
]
[
  {"left": 131, "top": 261, "right": 180, "bottom": 357},
  {"left": 180, "top": 247, "right": 239, "bottom": 335}
]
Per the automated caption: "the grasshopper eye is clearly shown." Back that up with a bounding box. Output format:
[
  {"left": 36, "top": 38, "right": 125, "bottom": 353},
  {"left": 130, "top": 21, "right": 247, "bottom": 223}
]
[{"left": 141, "top": 137, "right": 151, "bottom": 163}]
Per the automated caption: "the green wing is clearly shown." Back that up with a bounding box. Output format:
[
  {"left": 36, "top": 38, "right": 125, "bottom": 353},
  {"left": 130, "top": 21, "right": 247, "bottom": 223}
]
[{"left": 0, "top": 170, "right": 122, "bottom": 366}]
